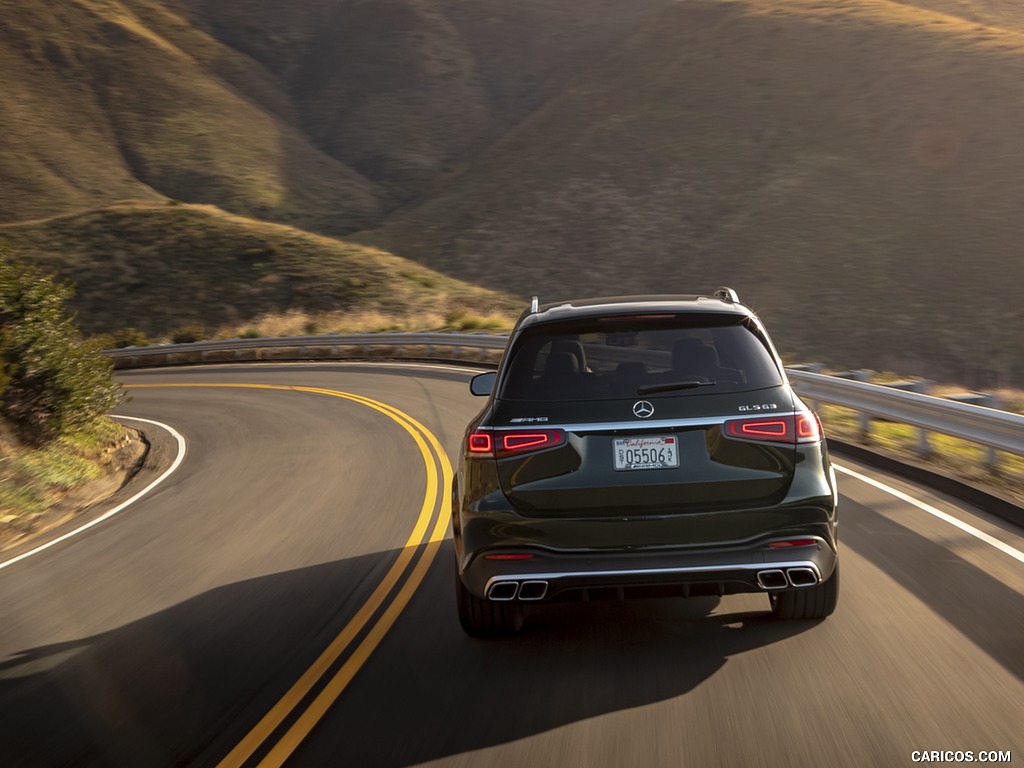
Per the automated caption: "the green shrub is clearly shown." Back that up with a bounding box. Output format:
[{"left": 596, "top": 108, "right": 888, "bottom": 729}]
[
  {"left": 90, "top": 333, "right": 117, "bottom": 351},
  {"left": 171, "top": 322, "right": 206, "bottom": 344},
  {"left": 113, "top": 327, "right": 150, "bottom": 348},
  {"left": 239, "top": 328, "right": 261, "bottom": 339},
  {"left": 0, "top": 254, "right": 123, "bottom": 445}
]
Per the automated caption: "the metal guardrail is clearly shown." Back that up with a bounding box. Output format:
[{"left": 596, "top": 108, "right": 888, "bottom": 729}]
[
  {"left": 787, "top": 370, "right": 1024, "bottom": 458},
  {"left": 106, "top": 332, "right": 510, "bottom": 368},
  {"left": 106, "top": 332, "right": 1024, "bottom": 460}
]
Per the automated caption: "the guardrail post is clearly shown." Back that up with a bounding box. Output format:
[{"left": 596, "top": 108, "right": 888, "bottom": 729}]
[
  {"left": 911, "top": 380, "right": 933, "bottom": 457},
  {"left": 852, "top": 370, "right": 872, "bottom": 438},
  {"left": 980, "top": 393, "right": 1001, "bottom": 473}
]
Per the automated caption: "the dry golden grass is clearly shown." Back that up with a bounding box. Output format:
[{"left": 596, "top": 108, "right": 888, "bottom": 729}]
[
  {"left": 219, "top": 307, "right": 513, "bottom": 340},
  {"left": 0, "top": 201, "right": 522, "bottom": 339},
  {"left": 820, "top": 403, "right": 1024, "bottom": 506},
  {"left": 0, "top": 0, "right": 380, "bottom": 232},
  {"left": 0, "top": 418, "right": 133, "bottom": 538}
]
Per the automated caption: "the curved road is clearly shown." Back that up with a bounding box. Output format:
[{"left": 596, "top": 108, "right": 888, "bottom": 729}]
[{"left": 0, "top": 363, "right": 1022, "bottom": 767}]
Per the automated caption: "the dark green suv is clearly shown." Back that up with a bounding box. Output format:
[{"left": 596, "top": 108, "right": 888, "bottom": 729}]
[{"left": 453, "top": 290, "right": 839, "bottom": 635}]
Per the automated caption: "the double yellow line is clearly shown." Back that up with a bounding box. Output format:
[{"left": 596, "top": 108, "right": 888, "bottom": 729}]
[{"left": 127, "top": 383, "right": 453, "bottom": 766}]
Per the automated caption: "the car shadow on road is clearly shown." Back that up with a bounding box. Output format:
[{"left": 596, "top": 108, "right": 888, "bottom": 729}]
[
  {"left": 839, "top": 496, "right": 1024, "bottom": 684},
  {"left": 292, "top": 540, "right": 823, "bottom": 768},
  {"left": 0, "top": 541, "right": 819, "bottom": 768}
]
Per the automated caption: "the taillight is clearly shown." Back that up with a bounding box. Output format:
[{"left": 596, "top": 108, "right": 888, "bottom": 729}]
[
  {"left": 466, "top": 429, "right": 565, "bottom": 457},
  {"left": 797, "top": 412, "right": 821, "bottom": 441},
  {"left": 500, "top": 430, "right": 565, "bottom": 454},
  {"left": 723, "top": 413, "right": 821, "bottom": 444},
  {"left": 468, "top": 432, "right": 493, "bottom": 454}
]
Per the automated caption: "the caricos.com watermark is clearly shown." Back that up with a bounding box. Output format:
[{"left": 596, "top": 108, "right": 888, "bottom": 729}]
[{"left": 911, "top": 752, "right": 1012, "bottom": 764}]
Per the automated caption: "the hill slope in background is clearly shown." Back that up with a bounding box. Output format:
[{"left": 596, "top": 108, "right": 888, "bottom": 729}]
[
  {"left": 0, "top": 201, "right": 520, "bottom": 337},
  {"left": 171, "top": 0, "right": 673, "bottom": 197},
  {"left": 0, "top": 0, "right": 386, "bottom": 233},
  {"left": 0, "top": 0, "right": 671, "bottom": 228},
  {"left": 899, "top": 0, "right": 1024, "bottom": 30},
  {"left": 4, "top": 0, "right": 1024, "bottom": 380},
  {"left": 363, "top": 0, "right": 1024, "bottom": 378}
]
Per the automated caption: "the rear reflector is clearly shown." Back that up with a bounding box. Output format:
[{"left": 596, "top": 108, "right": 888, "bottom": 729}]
[
  {"left": 484, "top": 553, "right": 534, "bottom": 560},
  {"left": 768, "top": 539, "right": 818, "bottom": 548},
  {"left": 724, "top": 413, "right": 822, "bottom": 444}
]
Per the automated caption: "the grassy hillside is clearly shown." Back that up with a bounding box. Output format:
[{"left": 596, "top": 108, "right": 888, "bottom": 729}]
[
  {"left": 0, "top": 201, "right": 521, "bottom": 338},
  {"left": 362, "top": 0, "right": 1024, "bottom": 381},
  {"left": 0, "top": 0, "right": 671, "bottom": 228},
  {"left": 0, "top": 419, "right": 140, "bottom": 544},
  {"left": 171, "top": 0, "right": 673, "bottom": 198},
  {"left": 5, "top": 0, "right": 1023, "bottom": 382},
  {"left": 900, "top": 0, "right": 1024, "bottom": 30},
  {"left": 0, "top": 0, "right": 381, "bottom": 231}
]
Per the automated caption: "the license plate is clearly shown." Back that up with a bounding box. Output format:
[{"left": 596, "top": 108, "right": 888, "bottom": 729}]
[{"left": 613, "top": 436, "right": 679, "bottom": 470}]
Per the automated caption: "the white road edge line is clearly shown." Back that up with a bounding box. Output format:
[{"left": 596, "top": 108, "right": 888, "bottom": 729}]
[
  {"left": 835, "top": 463, "right": 1024, "bottom": 566},
  {"left": 0, "top": 416, "right": 187, "bottom": 572}
]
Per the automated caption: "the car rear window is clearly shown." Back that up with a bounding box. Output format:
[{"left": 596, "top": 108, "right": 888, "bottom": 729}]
[{"left": 499, "top": 313, "right": 785, "bottom": 402}]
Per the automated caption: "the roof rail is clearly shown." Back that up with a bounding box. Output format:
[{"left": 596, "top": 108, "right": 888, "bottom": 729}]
[
  {"left": 530, "top": 296, "right": 539, "bottom": 314},
  {"left": 714, "top": 287, "right": 739, "bottom": 304}
]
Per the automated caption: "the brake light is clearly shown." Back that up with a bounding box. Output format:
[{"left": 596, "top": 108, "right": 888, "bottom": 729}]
[
  {"left": 797, "top": 413, "right": 821, "bottom": 441},
  {"left": 498, "top": 429, "right": 566, "bottom": 457},
  {"left": 724, "top": 413, "right": 822, "bottom": 444},
  {"left": 730, "top": 419, "right": 789, "bottom": 439},
  {"left": 468, "top": 432, "right": 493, "bottom": 454},
  {"left": 501, "top": 430, "right": 565, "bottom": 453},
  {"left": 466, "top": 429, "right": 566, "bottom": 457}
]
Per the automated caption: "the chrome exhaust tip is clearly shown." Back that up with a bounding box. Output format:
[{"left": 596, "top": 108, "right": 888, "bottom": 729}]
[
  {"left": 756, "top": 569, "right": 788, "bottom": 590},
  {"left": 786, "top": 567, "right": 819, "bottom": 587},
  {"left": 487, "top": 582, "right": 519, "bottom": 601},
  {"left": 518, "top": 581, "right": 549, "bottom": 601}
]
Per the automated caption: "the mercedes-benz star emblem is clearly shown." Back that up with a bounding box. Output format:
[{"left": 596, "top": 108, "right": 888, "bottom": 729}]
[{"left": 632, "top": 400, "right": 655, "bottom": 418}]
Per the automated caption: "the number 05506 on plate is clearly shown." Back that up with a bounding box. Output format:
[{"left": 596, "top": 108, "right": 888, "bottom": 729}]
[{"left": 613, "top": 436, "right": 679, "bottom": 471}]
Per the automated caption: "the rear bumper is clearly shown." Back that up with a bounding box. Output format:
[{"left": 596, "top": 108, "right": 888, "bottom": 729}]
[{"left": 459, "top": 537, "right": 838, "bottom": 602}]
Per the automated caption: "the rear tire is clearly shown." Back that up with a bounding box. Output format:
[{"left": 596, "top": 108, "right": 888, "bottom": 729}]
[
  {"left": 770, "top": 562, "right": 839, "bottom": 620},
  {"left": 455, "top": 568, "right": 524, "bottom": 636}
]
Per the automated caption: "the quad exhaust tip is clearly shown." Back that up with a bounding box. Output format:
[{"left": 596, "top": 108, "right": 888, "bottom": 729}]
[
  {"left": 486, "top": 580, "right": 550, "bottom": 601},
  {"left": 757, "top": 567, "right": 820, "bottom": 590},
  {"left": 786, "top": 567, "right": 819, "bottom": 587},
  {"left": 756, "top": 569, "right": 788, "bottom": 590},
  {"left": 487, "top": 582, "right": 519, "bottom": 601},
  {"left": 518, "top": 581, "right": 549, "bottom": 601}
]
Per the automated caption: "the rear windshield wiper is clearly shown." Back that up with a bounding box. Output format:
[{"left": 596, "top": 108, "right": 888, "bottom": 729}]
[{"left": 636, "top": 380, "right": 717, "bottom": 395}]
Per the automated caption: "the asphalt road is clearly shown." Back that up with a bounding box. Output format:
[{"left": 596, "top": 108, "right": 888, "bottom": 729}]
[{"left": 0, "top": 363, "right": 1022, "bottom": 767}]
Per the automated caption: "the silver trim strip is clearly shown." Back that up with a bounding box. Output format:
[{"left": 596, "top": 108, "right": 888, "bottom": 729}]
[
  {"left": 483, "top": 561, "right": 822, "bottom": 595},
  {"left": 491, "top": 412, "right": 801, "bottom": 434}
]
